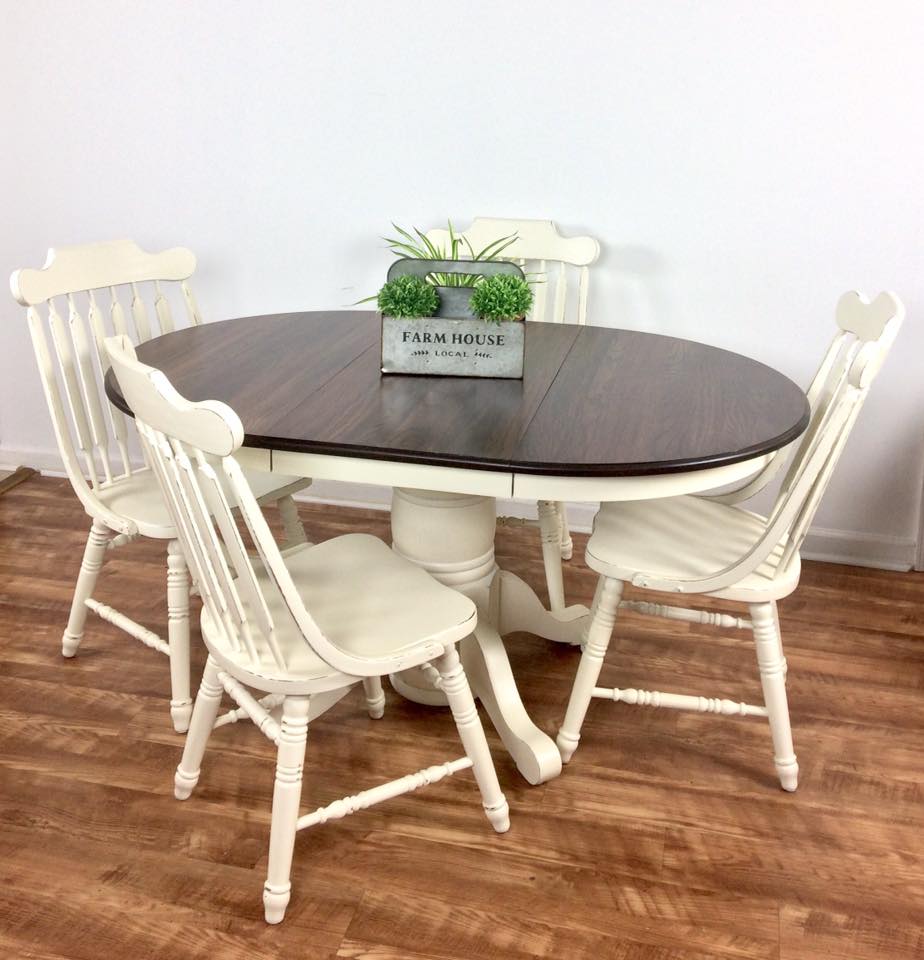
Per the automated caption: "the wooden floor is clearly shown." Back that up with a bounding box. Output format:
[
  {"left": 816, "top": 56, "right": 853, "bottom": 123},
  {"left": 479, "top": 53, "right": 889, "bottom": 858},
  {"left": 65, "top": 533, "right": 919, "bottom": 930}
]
[{"left": 1, "top": 477, "right": 923, "bottom": 960}]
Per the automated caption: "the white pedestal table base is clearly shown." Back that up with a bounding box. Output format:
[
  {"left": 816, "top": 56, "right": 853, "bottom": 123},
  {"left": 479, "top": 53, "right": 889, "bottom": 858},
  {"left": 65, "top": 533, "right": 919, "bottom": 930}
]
[{"left": 388, "top": 488, "right": 588, "bottom": 785}]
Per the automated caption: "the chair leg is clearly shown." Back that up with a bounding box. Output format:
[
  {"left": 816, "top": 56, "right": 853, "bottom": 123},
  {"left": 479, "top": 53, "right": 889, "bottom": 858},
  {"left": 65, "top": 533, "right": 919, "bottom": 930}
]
[
  {"left": 174, "top": 656, "right": 223, "bottom": 799},
  {"left": 277, "top": 494, "right": 308, "bottom": 547},
  {"left": 580, "top": 577, "right": 604, "bottom": 652},
  {"left": 361, "top": 677, "right": 386, "bottom": 719},
  {"left": 538, "top": 500, "right": 566, "bottom": 613},
  {"left": 436, "top": 646, "right": 510, "bottom": 833},
  {"left": 556, "top": 501, "right": 573, "bottom": 560},
  {"left": 166, "top": 540, "right": 192, "bottom": 733},
  {"left": 771, "top": 599, "right": 788, "bottom": 677},
  {"left": 751, "top": 602, "right": 798, "bottom": 791},
  {"left": 61, "top": 519, "right": 110, "bottom": 657},
  {"left": 556, "top": 577, "right": 623, "bottom": 763},
  {"left": 264, "top": 696, "right": 311, "bottom": 924}
]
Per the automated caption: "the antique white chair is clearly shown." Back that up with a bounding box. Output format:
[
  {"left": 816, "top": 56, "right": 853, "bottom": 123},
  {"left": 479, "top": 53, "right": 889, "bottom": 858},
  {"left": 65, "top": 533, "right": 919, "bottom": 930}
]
[
  {"left": 104, "top": 335, "right": 510, "bottom": 924},
  {"left": 556, "top": 291, "right": 904, "bottom": 791},
  {"left": 10, "top": 240, "right": 311, "bottom": 732},
  {"left": 427, "top": 217, "right": 601, "bottom": 613}
]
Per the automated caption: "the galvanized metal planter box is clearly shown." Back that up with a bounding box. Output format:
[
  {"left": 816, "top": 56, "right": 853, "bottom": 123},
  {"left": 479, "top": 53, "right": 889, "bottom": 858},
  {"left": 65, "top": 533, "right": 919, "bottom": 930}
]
[{"left": 381, "top": 258, "right": 526, "bottom": 379}]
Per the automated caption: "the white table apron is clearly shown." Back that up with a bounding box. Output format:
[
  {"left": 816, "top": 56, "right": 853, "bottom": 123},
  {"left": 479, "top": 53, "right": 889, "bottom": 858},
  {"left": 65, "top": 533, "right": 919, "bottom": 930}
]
[{"left": 246, "top": 446, "right": 772, "bottom": 786}]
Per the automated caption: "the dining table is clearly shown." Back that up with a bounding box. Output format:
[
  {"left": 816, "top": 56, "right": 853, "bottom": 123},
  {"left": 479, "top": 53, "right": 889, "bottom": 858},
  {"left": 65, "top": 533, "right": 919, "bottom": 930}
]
[{"left": 105, "top": 310, "right": 810, "bottom": 785}]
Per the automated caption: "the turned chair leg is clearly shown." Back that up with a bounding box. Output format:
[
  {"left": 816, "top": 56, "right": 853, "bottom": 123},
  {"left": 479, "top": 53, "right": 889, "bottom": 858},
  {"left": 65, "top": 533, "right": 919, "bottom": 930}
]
[
  {"left": 556, "top": 501, "right": 573, "bottom": 560},
  {"left": 771, "top": 599, "right": 788, "bottom": 678},
  {"left": 436, "top": 646, "right": 510, "bottom": 833},
  {"left": 557, "top": 577, "right": 623, "bottom": 763},
  {"left": 166, "top": 540, "right": 192, "bottom": 733},
  {"left": 361, "top": 677, "right": 386, "bottom": 719},
  {"left": 277, "top": 494, "right": 308, "bottom": 547},
  {"left": 538, "top": 500, "right": 566, "bottom": 613},
  {"left": 263, "top": 696, "right": 311, "bottom": 924},
  {"left": 175, "top": 656, "right": 223, "bottom": 799},
  {"left": 751, "top": 602, "right": 798, "bottom": 791},
  {"left": 61, "top": 519, "right": 110, "bottom": 657}
]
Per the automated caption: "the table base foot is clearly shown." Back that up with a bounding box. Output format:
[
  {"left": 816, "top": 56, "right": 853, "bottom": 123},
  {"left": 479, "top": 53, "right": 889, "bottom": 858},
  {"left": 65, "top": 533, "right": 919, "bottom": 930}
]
[
  {"left": 388, "top": 487, "right": 584, "bottom": 784},
  {"left": 461, "top": 623, "right": 562, "bottom": 785},
  {"left": 492, "top": 570, "right": 588, "bottom": 645}
]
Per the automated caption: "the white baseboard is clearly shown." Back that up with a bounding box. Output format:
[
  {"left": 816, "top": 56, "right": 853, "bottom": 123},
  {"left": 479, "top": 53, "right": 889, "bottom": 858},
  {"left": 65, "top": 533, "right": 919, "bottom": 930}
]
[
  {"left": 3, "top": 446, "right": 915, "bottom": 572},
  {"left": 798, "top": 526, "right": 916, "bottom": 572},
  {"left": 0, "top": 446, "right": 73, "bottom": 477}
]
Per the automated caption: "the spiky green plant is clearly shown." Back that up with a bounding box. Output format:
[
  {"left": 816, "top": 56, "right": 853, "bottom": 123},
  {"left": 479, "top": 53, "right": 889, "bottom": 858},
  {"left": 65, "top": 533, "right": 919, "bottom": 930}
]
[
  {"left": 469, "top": 274, "right": 533, "bottom": 324},
  {"left": 383, "top": 220, "right": 518, "bottom": 287},
  {"left": 376, "top": 274, "right": 440, "bottom": 318}
]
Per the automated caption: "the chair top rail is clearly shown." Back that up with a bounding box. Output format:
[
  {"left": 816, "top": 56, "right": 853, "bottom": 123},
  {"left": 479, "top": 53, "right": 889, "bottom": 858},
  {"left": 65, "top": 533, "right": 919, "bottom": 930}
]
[
  {"left": 103, "top": 334, "right": 242, "bottom": 455},
  {"left": 426, "top": 217, "right": 600, "bottom": 267},
  {"left": 11, "top": 239, "right": 196, "bottom": 306}
]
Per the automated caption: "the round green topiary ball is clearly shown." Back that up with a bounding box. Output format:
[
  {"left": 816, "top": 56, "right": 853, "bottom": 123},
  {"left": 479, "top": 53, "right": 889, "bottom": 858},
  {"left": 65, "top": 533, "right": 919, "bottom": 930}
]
[
  {"left": 469, "top": 274, "right": 533, "bottom": 323},
  {"left": 377, "top": 275, "right": 440, "bottom": 319}
]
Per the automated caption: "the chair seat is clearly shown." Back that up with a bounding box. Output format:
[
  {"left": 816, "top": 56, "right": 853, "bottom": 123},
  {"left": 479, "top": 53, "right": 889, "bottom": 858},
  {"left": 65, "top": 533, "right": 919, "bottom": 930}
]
[
  {"left": 96, "top": 467, "right": 309, "bottom": 538},
  {"left": 585, "top": 496, "right": 801, "bottom": 602},
  {"left": 202, "top": 533, "right": 477, "bottom": 692}
]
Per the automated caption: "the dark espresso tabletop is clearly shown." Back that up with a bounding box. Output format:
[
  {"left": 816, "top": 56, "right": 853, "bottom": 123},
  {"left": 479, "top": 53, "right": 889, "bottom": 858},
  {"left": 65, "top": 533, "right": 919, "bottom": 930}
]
[{"left": 105, "top": 310, "right": 809, "bottom": 477}]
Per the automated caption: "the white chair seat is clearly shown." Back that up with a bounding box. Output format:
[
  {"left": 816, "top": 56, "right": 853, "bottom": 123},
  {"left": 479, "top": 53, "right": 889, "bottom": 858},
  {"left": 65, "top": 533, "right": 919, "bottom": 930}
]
[
  {"left": 586, "top": 496, "right": 801, "bottom": 602},
  {"left": 202, "top": 533, "right": 477, "bottom": 691},
  {"left": 97, "top": 466, "right": 308, "bottom": 539}
]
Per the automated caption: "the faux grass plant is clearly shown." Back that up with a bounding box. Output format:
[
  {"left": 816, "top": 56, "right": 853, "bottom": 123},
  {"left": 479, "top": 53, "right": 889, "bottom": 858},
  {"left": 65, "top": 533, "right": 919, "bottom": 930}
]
[{"left": 384, "top": 220, "right": 518, "bottom": 287}]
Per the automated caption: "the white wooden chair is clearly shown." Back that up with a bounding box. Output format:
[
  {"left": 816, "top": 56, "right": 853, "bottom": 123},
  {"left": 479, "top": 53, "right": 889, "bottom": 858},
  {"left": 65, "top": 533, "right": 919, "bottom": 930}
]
[
  {"left": 103, "top": 335, "right": 510, "bottom": 924},
  {"left": 10, "top": 240, "right": 312, "bottom": 732},
  {"left": 556, "top": 291, "right": 904, "bottom": 791},
  {"left": 427, "top": 218, "right": 601, "bottom": 613}
]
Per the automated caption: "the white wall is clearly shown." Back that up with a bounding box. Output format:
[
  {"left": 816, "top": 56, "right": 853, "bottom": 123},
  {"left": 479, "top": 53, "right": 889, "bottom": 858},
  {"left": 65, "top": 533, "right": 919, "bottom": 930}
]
[{"left": 2, "top": 1, "right": 922, "bottom": 566}]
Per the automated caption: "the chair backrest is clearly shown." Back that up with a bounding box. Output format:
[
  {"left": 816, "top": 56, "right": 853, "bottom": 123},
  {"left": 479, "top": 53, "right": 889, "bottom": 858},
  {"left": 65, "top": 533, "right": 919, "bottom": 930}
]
[
  {"left": 426, "top": 218, "right": 600, "bottom": 325},
  {"left": 768, "top": 291, "right": 904, "bottom": 569},
  {"left": 633, "top": 291, "right": 905, "bottom": 594},
  {"left": 103, "top": 335, "right": 439, "bottom": 678},
  {"left": 706, "top": 292, "right": 902, "bottom": 506},
  {"left": 10, "top": 240, "right": 204, "bottom": 532}
]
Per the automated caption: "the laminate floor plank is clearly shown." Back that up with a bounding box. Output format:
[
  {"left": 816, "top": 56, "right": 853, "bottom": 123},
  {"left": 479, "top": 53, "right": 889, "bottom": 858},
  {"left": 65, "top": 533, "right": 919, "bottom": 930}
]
[
  {"left": 779, "top": 904, "right": 924, "bottom": 960},
  {"left": 1, "top": 476, "right": 922, "bottom": 959},
  {"left": 322, "top": 828, "right": 779, "bottom": 959},
  {"left": 343, "top": 886, "right": 757, "bottom": 960}
]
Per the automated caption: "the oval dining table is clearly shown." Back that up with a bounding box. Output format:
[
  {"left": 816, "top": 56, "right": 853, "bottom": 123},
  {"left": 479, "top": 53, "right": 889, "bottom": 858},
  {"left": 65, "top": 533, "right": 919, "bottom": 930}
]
[{"left": 106, "top": 310, "right": 809, "bottom": 785}]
